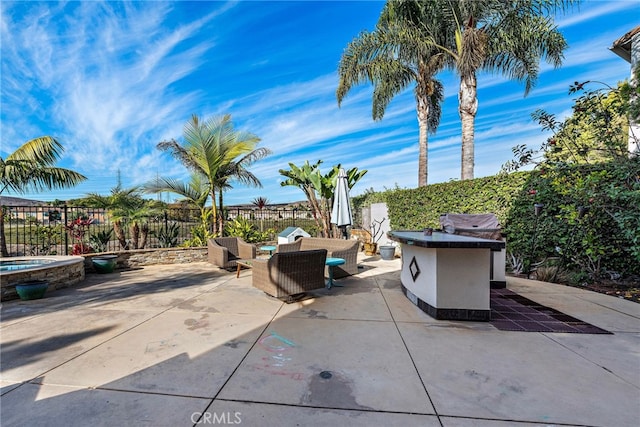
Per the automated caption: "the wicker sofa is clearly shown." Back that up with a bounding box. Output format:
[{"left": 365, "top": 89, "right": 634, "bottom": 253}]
[
  {"left": 252, "top": 249, "right": 328, "bottom": 299},
  {"left": 277, "top": 237, "right": 359, "bottom": 279},
  {"left": 208, "top": 237, "right": 256, "bottom": 269}
]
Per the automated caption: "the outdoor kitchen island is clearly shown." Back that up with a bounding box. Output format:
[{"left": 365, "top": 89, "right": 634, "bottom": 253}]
[{"left": 388, "top": 230, "right": 506, "bottom": 321}]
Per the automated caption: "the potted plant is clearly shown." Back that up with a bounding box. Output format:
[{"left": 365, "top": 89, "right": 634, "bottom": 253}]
[{"left": 362, "top": 218, "right": 386, "bottom": 256}]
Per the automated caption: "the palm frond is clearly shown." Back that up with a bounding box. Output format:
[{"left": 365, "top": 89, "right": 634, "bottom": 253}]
[
  {"left": 6, "top": 136, "right": 63, "bottom": 165},
  {"left": 1, "top": 137, "right": 86, "bottom": 194}
]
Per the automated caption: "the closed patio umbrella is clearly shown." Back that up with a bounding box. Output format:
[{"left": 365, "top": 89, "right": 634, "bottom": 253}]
[{"left": 331, "top": 168, "right": 353, "bottom": 239}]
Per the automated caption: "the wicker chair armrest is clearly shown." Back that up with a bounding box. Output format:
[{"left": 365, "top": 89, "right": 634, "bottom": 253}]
[
  {"left": 276, "top": 240, "right": 302, "bottom": 253},
  {"left": 207, "top": 239, "right": 228, "bottom": 266},
  {"left": 252, "top": 258, "right": 269, "bottom": 274},
  {"left": 328, "top": 247, "right": 352, "bottom": 260},
  {"left": 251, "top": 258, "right": 274, "bottom": 295},
  {"left": 323, "top": 239, "right": 357, "bottom": 252},
  {"left": 325, "top": 240, "right": 359, "bottom": 278},
  {"left": 237, "top": 239, "right": 257, "bottom": 259}
]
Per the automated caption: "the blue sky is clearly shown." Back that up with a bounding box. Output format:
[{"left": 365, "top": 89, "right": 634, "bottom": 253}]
[{"left": 1, "top": 0, "right": 638, "bottom": 205}]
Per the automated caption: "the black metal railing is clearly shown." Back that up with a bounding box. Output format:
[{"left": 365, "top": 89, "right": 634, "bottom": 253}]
[{"left": 1, "top": 205, "right": 319, "bottom": 256}]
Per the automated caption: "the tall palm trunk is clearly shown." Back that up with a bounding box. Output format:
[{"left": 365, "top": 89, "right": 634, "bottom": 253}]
[
  {"left": 459, "top": 72, "right": 478, "bottom": 180},
  {"left": 139, "top": 223, "right": 149, "bottom": 249},
  {"left": 415, "top": 60, "right": 440, "bottom": 187},
  {"left": 113, "top": 220, "right": 128, "bottom": 250},
  {"left": 210, "top": 189, "right": 217, "bottom": 235},
  {"left": 130, "top": 223, "right": 140, "bottom": 249},
  {"left": 417, "top": 99, "right": 430, "bottom": 187},
  {"left": 217, "top": 191, "right": 225, "bottom": 236}
]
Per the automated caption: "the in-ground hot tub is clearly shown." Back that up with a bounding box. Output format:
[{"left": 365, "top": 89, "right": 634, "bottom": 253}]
[{"left": 0, "top": 256, "right": 85, "bottom": 301}]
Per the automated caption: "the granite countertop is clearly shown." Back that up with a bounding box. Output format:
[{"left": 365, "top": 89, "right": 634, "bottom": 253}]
[{"left": 387, "top": 231, "right": 505, "bottom": 250}]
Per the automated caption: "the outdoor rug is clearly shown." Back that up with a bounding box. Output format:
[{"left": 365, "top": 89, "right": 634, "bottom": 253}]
[{"left": 490, "top": 289, "right": 612, "bottom": 334}]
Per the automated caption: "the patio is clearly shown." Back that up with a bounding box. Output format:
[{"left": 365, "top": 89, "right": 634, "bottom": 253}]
[{"left": 1, "top": 253, "right": 639, "bottom": 426}]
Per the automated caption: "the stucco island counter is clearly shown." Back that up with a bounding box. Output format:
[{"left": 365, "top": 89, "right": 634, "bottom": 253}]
[{"left": 387, "top": 231, "right": 506, "bottom": 321}]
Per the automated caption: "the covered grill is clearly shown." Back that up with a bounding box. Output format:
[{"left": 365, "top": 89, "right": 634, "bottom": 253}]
[{"left": 439, "top": 213, "right": 506, "bottom": 288}]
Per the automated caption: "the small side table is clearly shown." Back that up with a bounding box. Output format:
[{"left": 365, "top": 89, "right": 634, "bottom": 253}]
[
  {"left": 260, "top": 245, "right": 276, "bottom": 257},
  {"left": 236, "top": 259, "right": 254, "bottom": 278},
  {"left": 325, "top": 257, "right": 345, "bottom": 289}
]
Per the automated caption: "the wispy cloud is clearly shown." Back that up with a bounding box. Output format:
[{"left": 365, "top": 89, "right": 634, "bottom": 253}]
[
  {"left": 556, "top": 0, "right": 636, "bottom": 28},
  {"left": 1, "top": 1, "right": 635, "bottom": 204},
  {"left": 1, "top": 1, "right": 235, "bottom": 176}
]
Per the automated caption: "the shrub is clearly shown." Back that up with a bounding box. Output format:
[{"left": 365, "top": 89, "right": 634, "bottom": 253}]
[
  {"left": 384, "top": 172, "right": 529, "bottom": 229},
  {"left": 224, "top": 217, "right": 274, "bottom": 243},
  {"left": 182, "top": 224, "right": 216, "bottom": 247},
  {"left": 153, "top": 223, "right": 179, "bottom": 248},
  {"left": 374, "top": 160, "right": 639, "bottom": 282}
]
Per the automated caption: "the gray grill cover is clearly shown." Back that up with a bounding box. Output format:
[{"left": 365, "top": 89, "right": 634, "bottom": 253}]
[{"left": 439, "top": 213, "right": 502, "bottom": 241}]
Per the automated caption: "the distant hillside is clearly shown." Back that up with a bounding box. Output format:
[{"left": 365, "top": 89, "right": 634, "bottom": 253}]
[
  {"left": 226, "top": 200, "right": 310, "bottom": 209},
  {"left": 0, "top": 195, "right": 310, "bottom": 209},
  {"left": 0, "top": 196, "right": 50, "bottom": 207}
]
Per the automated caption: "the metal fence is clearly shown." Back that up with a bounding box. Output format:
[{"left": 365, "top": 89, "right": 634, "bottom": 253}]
[{"left": 2, "top": 205, "right": 318, "bottom": 256}]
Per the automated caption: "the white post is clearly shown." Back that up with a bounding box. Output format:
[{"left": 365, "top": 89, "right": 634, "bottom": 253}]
[{"left": 628, "top": 32, "right": 639, "bottom": 156}]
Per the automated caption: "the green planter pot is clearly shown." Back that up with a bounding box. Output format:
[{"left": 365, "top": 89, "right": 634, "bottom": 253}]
[
  {"left": 16, "top": 280, "right": 49, "bottom": 300},
  {"left": 92, "top": 255, "right": 118, "bottom": 274}
]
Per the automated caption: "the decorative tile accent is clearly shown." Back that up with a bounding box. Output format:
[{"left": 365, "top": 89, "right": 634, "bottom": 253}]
[
  {"left": 490, "top": 289, "right": 611, "bottom": 334},
  {"left": 399, "top": 285, "right": 612, "bottom": 333},
  {"left": 409, "top": 256, "right": 420, "bottom": 282},
  {"left": 401, "top": 284, "right": 491, "bottom": 321}
]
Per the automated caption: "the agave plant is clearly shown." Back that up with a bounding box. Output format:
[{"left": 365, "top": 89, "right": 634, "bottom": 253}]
[
  {"left": 89, "top": 228, "right": 114, "bottom": 253},
  {"left": 154, "top": 223, "right": 180, "bottom": 248}
]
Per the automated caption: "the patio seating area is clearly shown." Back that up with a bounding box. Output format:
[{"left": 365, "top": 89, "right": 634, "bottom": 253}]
[
  {"left": 1, "top": 253, "right": 638, "bottom": 426},
  {"left": 276, "top": 237, "right": 360, "bottom": 278}
]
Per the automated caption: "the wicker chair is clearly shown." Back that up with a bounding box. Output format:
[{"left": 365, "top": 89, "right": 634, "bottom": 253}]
[
  {"left": 252, "top": 249, "right": 327, "bottom": 299},
  {"left": 208, "top": 237, "right": 256, "bottom": 269},
  {"left": 277, "top": 237, "right": 359, "bottom": 279}
]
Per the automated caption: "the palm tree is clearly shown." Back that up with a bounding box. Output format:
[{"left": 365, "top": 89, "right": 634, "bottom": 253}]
[
  {"left": 0, "top": 136, "right": 86, "bottom": 256},
  {"left": 337, "top": 0, "right": 445, "bottom": 186},
  {"left": 112, "top": 198, "right": 160, "bottom": 250},
  {"left": 252, "top": 196, "right": 270, "bottom": 232},
  {"left": 279, "top": 161, "right": 327, "bottom": 234},
  {"left": 213, "top": 146, "right": 271, "bottom": 234},
  {"left": 143, "top": 173, "right": 213, "bottom": 239},
  {"left": 279, "top": 161, "right": 367, "bottom": 238},
  {"left": 433, "top": 0, "right": 571, "bottom": 179},
  {"left": 157, "top": 114, "right": 270, "bottom": 236},
  {"left": 252, "top": 196, "right": 270, "bottom": 210},
  {"left": 83, "top": 185, "right": 159, "bottom": 250}
]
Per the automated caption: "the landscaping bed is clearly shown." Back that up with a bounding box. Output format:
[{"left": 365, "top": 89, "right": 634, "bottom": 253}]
[
  {"left": 516, "top": 271, "right": 640, "bottom": 304},
  {"left": 572, "top": 278, "right": 640, "bottom": 304}
]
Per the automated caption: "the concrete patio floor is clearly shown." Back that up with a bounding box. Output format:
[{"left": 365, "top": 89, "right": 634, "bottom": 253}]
[{"left": 1, "top": 254, "right": 639, "bottom": 426}]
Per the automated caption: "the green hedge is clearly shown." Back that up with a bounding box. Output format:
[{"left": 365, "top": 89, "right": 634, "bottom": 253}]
[
  {"left": 504, "top": 160, "right": 640, "bottom": 278},
  {"left": 385, "top": 172, "right": 529, "bottom": 229},
  {"left": 362, "top": 159, "right": 639, "bottom": 280}
]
